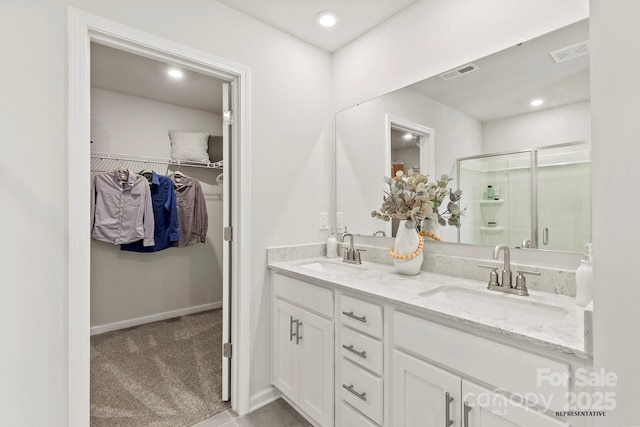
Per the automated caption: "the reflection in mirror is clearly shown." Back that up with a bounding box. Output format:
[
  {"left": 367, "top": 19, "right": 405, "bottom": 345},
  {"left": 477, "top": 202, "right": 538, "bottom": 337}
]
[
  {"left": 458, "top": 150, "right": 532, "bottom": 248},
  {"left": 537, "top": 142, "right": 591, "bottom": 251},
  {"left": 335, "top": 19, "right": 590, "bottom": 252},
  {"left": 387, "top": 118, "right": 435, "bottom": 237},
  {"left": 457, "top": 141, "right": 591, "bottom": 253}
]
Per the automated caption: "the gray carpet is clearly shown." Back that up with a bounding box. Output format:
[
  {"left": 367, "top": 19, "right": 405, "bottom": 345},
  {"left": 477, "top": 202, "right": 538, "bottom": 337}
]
[{"left": 91, "top": 309, "right": 230, "bottom": 427}]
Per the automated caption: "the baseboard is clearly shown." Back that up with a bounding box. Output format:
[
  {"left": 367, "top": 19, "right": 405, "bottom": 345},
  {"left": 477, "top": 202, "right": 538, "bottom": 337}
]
[
  {"left": 90, "top": 301, "right": 222, "bottom": 335},
  {"left": 249, "top": 386, "right": 281, "bottom": 412}
]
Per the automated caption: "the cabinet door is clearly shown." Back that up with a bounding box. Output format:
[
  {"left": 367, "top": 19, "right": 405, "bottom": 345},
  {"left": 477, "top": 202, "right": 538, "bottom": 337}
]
[
  {"left": 273, "top": 298, "right": 300, "bottom": 402},
  {"left": 392, "top": 350, "right": 461, "bottom": 427},
  {"left": 463, "top": 380, "right": 570, "bottom": 427},
  {"left": 298, "top": 308, "right": 334, "bottom": 427}
]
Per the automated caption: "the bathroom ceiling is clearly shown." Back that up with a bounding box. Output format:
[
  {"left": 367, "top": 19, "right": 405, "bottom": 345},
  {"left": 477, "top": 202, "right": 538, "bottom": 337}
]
[
  {"left": 91, "top": 43, "right": 226, "bottom": 114},
  {"left": 216, "top": 0, "right": 418, "bottom": 52},
  {"left": 409, "top": 19, "right": 590, "bottom": 122}
]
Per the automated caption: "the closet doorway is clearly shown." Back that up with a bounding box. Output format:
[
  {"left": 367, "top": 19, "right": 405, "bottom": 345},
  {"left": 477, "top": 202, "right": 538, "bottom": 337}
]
[
  {"left": 89, "top": 42, "right": 231, "bottom": 426},
  {"left": 68, "top": 9, "right": 252, "bottom": 426}
]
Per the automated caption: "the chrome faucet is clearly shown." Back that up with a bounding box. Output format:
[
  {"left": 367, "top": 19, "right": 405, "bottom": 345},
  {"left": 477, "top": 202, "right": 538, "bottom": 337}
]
[
  {"left": 493, "top": 244, "right": 512, "bottom": 288},
  {"left": 340, "top": 226, "right": 350, "bottom": 242},
  {"left": 341, "top": 233, "right": 362, "bottom": 264},
  {"left": 478, "top": 244, "right": 539, "bottom": 296}
]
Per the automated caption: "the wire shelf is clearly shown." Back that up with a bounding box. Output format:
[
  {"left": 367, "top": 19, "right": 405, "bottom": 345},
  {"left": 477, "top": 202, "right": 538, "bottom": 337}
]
[{"left": 90, "top": 151, "right": 223, "bottom": 172}]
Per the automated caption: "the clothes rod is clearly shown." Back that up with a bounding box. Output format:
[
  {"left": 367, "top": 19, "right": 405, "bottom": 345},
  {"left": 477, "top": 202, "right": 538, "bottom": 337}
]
[{"left": 91, "top": 151, "right": 223, "bottom": 169}]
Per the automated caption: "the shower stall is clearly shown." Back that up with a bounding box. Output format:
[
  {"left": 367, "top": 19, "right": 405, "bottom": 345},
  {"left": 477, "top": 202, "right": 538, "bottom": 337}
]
[{"left": 456, "top": 141, "right": 591, "bottom": 252}]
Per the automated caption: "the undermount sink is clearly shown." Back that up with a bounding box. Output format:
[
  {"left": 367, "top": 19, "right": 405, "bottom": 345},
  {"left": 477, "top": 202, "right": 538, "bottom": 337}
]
[
  {"left": 300, "top": 261, "right": 364, "bottom": 275},
  {"left": 418, "top": 286, "right": 569, "bottom": 326}
]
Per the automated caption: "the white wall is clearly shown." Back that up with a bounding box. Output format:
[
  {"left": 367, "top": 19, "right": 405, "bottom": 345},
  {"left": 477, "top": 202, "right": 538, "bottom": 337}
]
[
  {"left": 90, "top": 88, "right": 224, "bottom": 328},
  {"left": 591, "top": 0, "right": 640, "bottom": 424},
  {"left": 0, "top": 0, "right": 332, "bottom": 424},
  {"left": 482, "top": 101, "right": 591, "bottom": 153},
  {"left": 336, "top": 87, "right": 482, "bottom": 241},
  {"left": 332, "top": 0, "right": 590, "bottom": 111},
  {"left": 91, "top": 87, "right": 223, "bottom": 157}
]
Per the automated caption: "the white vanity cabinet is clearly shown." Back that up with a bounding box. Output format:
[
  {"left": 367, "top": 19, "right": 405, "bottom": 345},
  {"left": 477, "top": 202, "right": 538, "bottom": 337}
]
[
  {"left": 272, "top": 274, "right": 334, "bottom": 427},
  {"left": 336, "top": 294, "right": 385, "bottom": 426},
  {"left": 392, "top": 349, "right": 461, "bottom": 426},
  {"left": 391, "top": 348, "right": 571, "bottom": 427},
  {"left": 391, "top": 310, "right": 585, "bottom": 427},
  {"left": 269, "top": 265, "right": 590, "bottom": 427},
  {"left": 462, "top": 380, "right": 569, "bottom": 427}
]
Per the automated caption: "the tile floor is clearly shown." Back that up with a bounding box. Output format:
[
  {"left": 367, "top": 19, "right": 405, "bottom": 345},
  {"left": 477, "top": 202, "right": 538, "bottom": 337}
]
[{"left": 191, "top": 399, "right": 312, "bottom": 427}]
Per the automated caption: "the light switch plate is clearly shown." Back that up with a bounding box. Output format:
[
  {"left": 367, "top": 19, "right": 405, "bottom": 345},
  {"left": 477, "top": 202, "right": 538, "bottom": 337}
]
[
  {"left": 319, "top": 213, "right": 329, "bottom": 230},
  {"left": 336, "top": 212, "right": 343, "bottom": 229}
]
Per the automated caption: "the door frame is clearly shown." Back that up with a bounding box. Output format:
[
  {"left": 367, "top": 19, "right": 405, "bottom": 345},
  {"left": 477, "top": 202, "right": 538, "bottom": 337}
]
[
  {"left": 384, "top": 114, "right": 435, "bottom": 236},
  {"left": 67, "top": 8, "right": 252, "bottom": 425}
]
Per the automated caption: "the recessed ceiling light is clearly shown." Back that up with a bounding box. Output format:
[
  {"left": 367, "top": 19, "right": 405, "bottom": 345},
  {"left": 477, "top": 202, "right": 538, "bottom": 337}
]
[
  {"left": 317, "top": 10, "right": 338, "bottom": 28},
  {"left": 530, "top": 98, "right": 544, "bottom": 107},
  {"left": 403, "top": 133, "right": 413, "bottom": 140},
  {"left": 168, "top": 68, "right": 183, "bottom": 79}
]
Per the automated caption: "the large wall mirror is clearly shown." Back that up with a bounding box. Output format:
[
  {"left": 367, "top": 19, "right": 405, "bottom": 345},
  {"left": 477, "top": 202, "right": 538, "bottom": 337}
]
[{"left": 336, "top": 18, "right": 590, "bottom": 252}]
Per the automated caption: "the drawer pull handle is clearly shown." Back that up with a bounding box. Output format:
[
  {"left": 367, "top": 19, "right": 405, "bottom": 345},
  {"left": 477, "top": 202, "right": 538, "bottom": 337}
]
[
  {"left": 295, "top": 320, "right": 302, "bottom": 345},
  {"left": 342, "top": 384, "right": 367, "bottom": 401},
  {"left": 464, "top": 401, "right": 472, "bottom": 427},
  {"left": 445, "top": 392, "right": 453, "bottom": 426},
  {"left": 289, "top": 316, "right": 297, "bottom": 342},
  {"left": 342, "top": 344, "right": 367, "bottom": 358},
  {"left": 342, "top": 311, "right": 367, "bottom": 323}
]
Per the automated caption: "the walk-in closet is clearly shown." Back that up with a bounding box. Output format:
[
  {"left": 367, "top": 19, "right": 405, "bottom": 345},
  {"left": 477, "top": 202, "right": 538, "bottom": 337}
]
[{"left": 89, "top": 42, "right": 230, "bottom": 427}]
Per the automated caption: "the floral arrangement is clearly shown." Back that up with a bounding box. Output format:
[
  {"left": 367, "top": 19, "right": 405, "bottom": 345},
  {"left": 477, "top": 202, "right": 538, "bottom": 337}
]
[{"left": 371, "top": 169, "right": 464, "bottom": 229}]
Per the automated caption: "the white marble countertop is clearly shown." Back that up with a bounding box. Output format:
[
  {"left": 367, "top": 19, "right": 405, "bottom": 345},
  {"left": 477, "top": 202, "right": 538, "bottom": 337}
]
[{"left": 269, "top": 257, "right": 590, "bottom": 360}]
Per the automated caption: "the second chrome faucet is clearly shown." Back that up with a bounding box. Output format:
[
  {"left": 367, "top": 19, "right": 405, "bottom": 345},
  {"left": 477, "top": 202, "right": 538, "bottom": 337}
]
[
  {"left": 493, "top": 244, "right": 512, "bottom": 288},
  {"left": 479, "top": 244, "right": 539, "bottom": 296}
]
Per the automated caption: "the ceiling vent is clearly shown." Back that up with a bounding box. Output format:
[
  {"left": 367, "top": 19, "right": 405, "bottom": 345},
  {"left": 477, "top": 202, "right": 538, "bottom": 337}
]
[
  {"left": 550, "top": 40, "right": 590, "bottom": 63},
  {"left": 438, "top": 63, "right": 479, "bottom": 81}
]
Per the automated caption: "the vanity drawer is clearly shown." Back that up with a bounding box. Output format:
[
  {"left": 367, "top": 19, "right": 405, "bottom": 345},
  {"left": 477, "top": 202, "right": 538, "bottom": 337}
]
[
  {"left": 340, "top": 359, "right": 383, "bottom": 425},
  {"left": 340, "top": 326, "right": 383, "bottom": 375},
  {"left": 273, "top": 273, "right": 333, "bottom": 318},
  {"left": 393, "top": 310, "right": 571, "bottom": 411},
  {"left": 340, "top": 401, "right": 378, "bottom": 427},
  {"left": 339, "top": 294, "right": 383, "bottom": 339}
]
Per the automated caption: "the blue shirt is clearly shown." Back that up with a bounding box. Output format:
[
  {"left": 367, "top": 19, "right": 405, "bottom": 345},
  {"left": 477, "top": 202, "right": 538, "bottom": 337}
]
[{"left": 121, "top": 172, "right": 179, "bottom": 252}]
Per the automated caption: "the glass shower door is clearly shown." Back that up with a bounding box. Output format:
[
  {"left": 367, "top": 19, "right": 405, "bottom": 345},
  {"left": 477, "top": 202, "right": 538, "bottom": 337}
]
[
  {"left": 458, "top": 151, "right": 532, "bottom": 248},
  {"left": 536, "top": 143, "right": 592, "bottom": 252}
]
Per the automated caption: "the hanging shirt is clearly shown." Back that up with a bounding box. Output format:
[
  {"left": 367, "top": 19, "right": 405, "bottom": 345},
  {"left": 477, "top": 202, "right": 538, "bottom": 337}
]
[
  {"left": 91, "top": 169, "right": 155, "bottom": 246},
  {"left": 121, "top": 172, "right": 179, "bottom": 252},
  {"left": 172, "top": 174, "right": 208, "bottom": 247}
]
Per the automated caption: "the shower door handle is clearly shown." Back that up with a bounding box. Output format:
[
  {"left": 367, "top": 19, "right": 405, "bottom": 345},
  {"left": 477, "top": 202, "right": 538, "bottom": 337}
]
[{"left": 543, "top": 228, "right": 549, "bottom": 245}]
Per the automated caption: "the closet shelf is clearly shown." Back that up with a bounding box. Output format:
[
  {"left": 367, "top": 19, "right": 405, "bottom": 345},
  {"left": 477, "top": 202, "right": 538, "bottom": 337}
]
[{"left": 91, "top": 151, "right": 223, "bottom": 169}]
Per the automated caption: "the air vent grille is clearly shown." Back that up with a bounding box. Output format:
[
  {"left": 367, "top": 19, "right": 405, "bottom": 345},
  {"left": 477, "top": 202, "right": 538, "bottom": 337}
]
[
  {"left": 550, "top": 40, "right": 590, "bottom": 63},
  {"left": 438, "top": 63, "right": 479, "bottom": 80}
]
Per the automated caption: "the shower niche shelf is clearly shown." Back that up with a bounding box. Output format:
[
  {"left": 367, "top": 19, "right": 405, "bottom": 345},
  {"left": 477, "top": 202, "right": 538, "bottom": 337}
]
[{"left": 479, "top": 226, "right": 505, "bottom": 233}]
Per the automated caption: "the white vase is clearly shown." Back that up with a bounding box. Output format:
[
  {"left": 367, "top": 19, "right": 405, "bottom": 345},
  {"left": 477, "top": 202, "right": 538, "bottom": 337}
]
[
  {"left": 393, "top": 220, "right": 423, "bottom": 275},
  {"left": 421, "top": 218, "right": 440, "bottom": 241}
]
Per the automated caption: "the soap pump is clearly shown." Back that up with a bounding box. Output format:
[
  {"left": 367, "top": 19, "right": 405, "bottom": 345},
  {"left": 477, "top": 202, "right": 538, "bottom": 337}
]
[
  {"left": 326, "top": 230, "right": 338, "bottom": 258},
  {"left": 575, "top": 243, "right": 593, "bottom": 307}
]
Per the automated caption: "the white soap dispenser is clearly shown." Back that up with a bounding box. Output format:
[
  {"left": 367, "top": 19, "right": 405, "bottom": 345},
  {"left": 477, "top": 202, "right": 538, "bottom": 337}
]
[
  {"left": 575, "top": 243, "right": 593, "bottom": 307},
  {"left": 326, "top": 230, "right": 338, "bottom": 258}
]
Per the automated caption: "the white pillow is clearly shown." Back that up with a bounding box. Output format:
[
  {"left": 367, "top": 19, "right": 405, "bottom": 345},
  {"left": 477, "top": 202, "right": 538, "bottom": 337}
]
[{"left": 169, "top": 130, "right": 210, "bottom": 163}]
